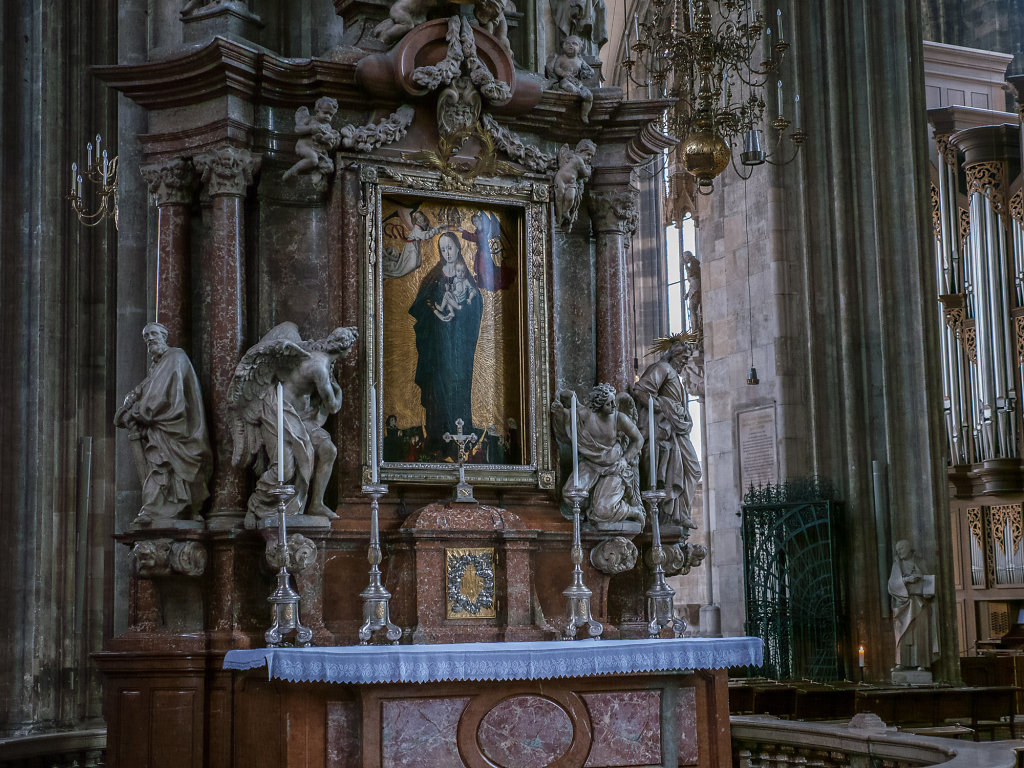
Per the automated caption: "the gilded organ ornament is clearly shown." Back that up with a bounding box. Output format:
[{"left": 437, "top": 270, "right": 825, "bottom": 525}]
[{"left": 965, "top": 160, "right": 1006, "bottom": 215}]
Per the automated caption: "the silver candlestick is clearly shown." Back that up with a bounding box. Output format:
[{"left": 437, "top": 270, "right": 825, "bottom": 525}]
[
  {"left": 562, "top": 485, "right": 603, "bottom": 640},
  {"left": 358, "top": 483, "right": 401, "bottom": 645},
  {"left": 643, "top": 488, "right": 686, "bottom": 638},
  {"left": 265, "top": 484, "right": 313, "bottom": 647}
]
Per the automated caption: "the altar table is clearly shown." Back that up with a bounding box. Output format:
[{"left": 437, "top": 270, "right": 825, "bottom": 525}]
[{"left": 224, "top": 638, "right": 762, "bottom": 768}]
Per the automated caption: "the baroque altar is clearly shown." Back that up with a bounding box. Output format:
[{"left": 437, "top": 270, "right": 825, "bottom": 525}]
[{"left": 93, "top": 1, "right": 747, "bottom": 766}]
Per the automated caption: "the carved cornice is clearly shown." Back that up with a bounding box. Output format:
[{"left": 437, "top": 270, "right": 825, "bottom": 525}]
[
  {"left": 965, "top": 160, "right": 1007, "bottom": 214},
  {"left": 140, "top": 157, "right": 196, "bottom": 206},
  {"left": 935, "top": 134, "right": 957, "bottom": 168},
  {"left": 193, "top": 145, "right": 262, "bottom": 196},
  {"left": 929, "top": 182, "right": 941, "bottom": 243},
  {"left": 587, "top": 187, "right": 639, "bottom": 235}
]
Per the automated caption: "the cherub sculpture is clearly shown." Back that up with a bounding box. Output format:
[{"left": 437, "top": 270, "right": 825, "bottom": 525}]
[
  {"left": 114, "top": 323, "right": 212, "bottom": 529},
  {"left": 546, "top": 35, "right": 594, "bottom": 123},
  {"left": 554, "top": 138, "right": 596, "bottom": 230},
  {"left": 281, "top": 97, "right": 341, "bottom": 187},
  {"left": 550, "top": 384, "right": 646, "bottom": 530},
  {"left": 473, "top": 0, "right": 512, "bottom": 54},
  {"left": 373, "top": 0, "right": 440, "bottom": 45},
  {"left": 228, "top": 322, "right": 358, "bottom": 528}
]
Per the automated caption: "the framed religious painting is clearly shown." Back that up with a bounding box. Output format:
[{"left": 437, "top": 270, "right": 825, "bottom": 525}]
[{"left": 360, "top": 168, "right": 555, "bottom": 489}]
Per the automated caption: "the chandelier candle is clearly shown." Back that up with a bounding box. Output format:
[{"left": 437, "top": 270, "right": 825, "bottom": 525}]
[{"left": 277, "top": 382, "right": 285, "bottom": 484}]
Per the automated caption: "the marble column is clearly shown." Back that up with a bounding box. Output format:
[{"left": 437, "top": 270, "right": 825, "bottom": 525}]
[
  {"left": 950, "top": 124, "right": 1021, "bottom": 467},
  {"left": 140, "top": 157, "right": 195, "bottom": 350},
  {"left": 193, "top": 145, "right": 262, "bottom": 527},
  {"left": 587, "top": 185, "right": 640, "bottom": 393}
]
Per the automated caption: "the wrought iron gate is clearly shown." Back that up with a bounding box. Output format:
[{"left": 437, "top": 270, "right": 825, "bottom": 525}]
[{"left": 741, "top": 479, "right": 846, "bottom": 681}]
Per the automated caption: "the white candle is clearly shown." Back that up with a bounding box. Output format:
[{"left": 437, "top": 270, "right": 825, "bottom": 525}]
[
  {"left": 71, "top": 163, "right": 78, "bottom": 195},
  {"left": 648, "top": 397, "right": 656, "bottom": 489},
  {"left": 858, "top": 644, "right": 865, "bottom": 668},
  {"left": 369, "top": 385, "right": 378, "bottom": 483},
  {"left": 776, "top": 8, "right": 784, "bottom": 43},
  {"left": 77, "top": 175, "right": 83, "bottom": 199},
  {"left": 277, "top": 381, "right": 285, "bottom": 484},
  {"left": 102, "top": 150, "right": 109, "bottom": 180},
  {"left": 764, "top": 27, "right": 772, "bottom": 65},
  {"left": 95, "top": 133, "right": 102, "bottom": 158},
  {"left": 570, "top": 393, "right": 579, "bottom": 488},
  {"left": 777, "top": 80, "right": 783, "bottom": 118},
  {"left": 794, "top": 93, "right": 801, "bottom": 128},
  {"left": 87, "top": 142, "right": 92, "bottom": 167}
]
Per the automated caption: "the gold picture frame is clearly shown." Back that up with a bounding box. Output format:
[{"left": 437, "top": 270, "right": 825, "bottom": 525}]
[{"left": 361, "top": 168, "right": 555, "bottom": 489}]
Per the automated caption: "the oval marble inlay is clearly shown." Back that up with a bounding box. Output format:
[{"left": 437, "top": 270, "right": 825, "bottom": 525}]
[{"left": 477, "top": 695, "right": 573, "bottom": 768}]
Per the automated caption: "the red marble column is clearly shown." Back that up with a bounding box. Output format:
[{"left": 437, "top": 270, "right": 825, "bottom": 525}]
[
  {"left": 193, "top": 145, "right": 262, "bottom": 528},
  {"left": 587, "top": 185, "right": 640, "bottom": 393},
  {"left": 140, "top": 157, "right": 195, "bottom": 348}
]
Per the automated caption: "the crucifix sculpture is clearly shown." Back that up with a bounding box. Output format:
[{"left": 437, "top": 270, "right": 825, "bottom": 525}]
[{"left": 443, "top": 418, "right": 478, "bottom": 503}]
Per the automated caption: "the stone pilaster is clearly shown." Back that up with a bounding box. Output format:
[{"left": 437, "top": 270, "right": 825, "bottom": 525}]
[
  {"left": 193, "top": 145, "right": 261, "bottom": 528},
  {"left": 141, "top": 157, "right": 196, "bottom": 350},
  {"left": 587, "top": 185, "right": 639, "bottom": 393}
]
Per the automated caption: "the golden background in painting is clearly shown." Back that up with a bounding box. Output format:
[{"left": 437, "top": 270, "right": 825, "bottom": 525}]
[{"left": 381, "top": 196, "right": 526, "bottom": 462}]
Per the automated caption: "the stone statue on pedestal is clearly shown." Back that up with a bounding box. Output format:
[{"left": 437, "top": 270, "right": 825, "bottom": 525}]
[
  {"left": 546, "top": 36, "right": 595, "bottom": 124},
  {"left": 683, "top": 251, "right": 702, "bottom": 332},
  {"left": 228, "top": 322, "right": 358, "bottom": 528},
  {"left": 889, "top": 539, "right": 939, "bottom": 676},
  {"left": 550, "top": 384, "right": 646, "bottom": 530},
  {"left": 632, "top": 336, "right": 702, "bottom": 529},
  {"left": 114, "top": 323, "right": 212, "bottom": 529}
]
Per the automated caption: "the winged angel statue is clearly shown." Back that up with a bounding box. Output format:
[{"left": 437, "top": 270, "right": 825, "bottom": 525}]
[{"left": 228, "top": 322, "right": 358, "bottom": 527}]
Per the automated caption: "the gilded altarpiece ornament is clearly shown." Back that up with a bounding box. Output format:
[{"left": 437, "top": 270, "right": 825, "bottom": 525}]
[
  {"left": 364, "top": 177, "right": 554, "bottom": 488},
  {"left": 446, "top": 547, "right": 497, "bottom": 618}
]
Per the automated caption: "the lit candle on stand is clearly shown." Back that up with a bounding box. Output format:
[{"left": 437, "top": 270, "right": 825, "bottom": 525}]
[
  {"left": 858, "top": 644, "right": 865, "bottom": 668},
  {"left": 570, "top": 392, "right": 579, "bottom": 488},
  {"left": 369, "top": 385, "right": 378, "bottom": 484},
  {"left": 277, "top": 381, "right": 285, "bottom": 484},
  {"left": 648, "top": 397, "right": 656, "bottom": 489}
]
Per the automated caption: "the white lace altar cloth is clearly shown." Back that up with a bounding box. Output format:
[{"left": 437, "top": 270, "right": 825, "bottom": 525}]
[{"left": 223, "top": 637, "right": 763, "bottom": 684}]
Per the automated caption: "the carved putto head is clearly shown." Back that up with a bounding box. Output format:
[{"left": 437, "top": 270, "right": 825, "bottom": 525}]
[
  {"left": 575, "top": 138, "right": 597, "bottom": 160},
  {"left": 563, "top": 34, "right": 584, "bottom": 56},
  {"left": 306, "top": 326, "right": 358, "bottom": 356},
  {"left": 313, "top": 96, "right": 339, "bottom": 121},
  {"left": 588, "top": 382, "right": 616, "bottom": 412}
]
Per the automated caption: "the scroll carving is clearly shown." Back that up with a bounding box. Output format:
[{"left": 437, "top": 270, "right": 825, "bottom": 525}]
[
  {"left": 1016, "top": 314, "right": 1024, "bottom": 366},
  {"left": 959, "top": 207, "right": 970, "bottom": 250},
  {"left": 962, "top": 325, "right": 978, "bottom": 364},
  {"left": 944, "top": 304, "right": 965, "bottom": 339},
  {"left": 965, "top": 161, "right": 1006, "bottom": 214},
  {"left": 131, "top": 539, "right": 208, "bottom": 578},
  {"left": 929, "top": 182, "right": 941, "bottom": 243},
  {"left": 1011, "top": 188, "right": 1023, "bottom": 226},
  {"left": 140, "top": 157, "right": 195, "bottom": 206},
  {"left": 935, "top": 135, "right": 957, "bottom": 168},
  {"left": 990, "top": 503, "right": 1023, "bottom": 556},
  {"left": 967, "top": 506, "right": 983, "bottom": 549}
]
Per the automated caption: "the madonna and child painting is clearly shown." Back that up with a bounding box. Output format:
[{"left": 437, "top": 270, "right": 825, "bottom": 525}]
[{"left": 380, "top": 197, "right": 527, "bottom": 466}]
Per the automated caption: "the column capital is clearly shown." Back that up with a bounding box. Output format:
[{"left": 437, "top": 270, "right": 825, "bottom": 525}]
[
  {"left": 586, "top": 187, "right": 639, "bottom": 236},
  {"left": 141, "top": 157, "right": 196, "bottom": 206},
  {"left": 193, "top": 145, "right": 262, "bottom": 197}
]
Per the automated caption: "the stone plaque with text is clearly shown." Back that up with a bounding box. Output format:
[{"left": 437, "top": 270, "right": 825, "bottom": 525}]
[{"left": 738, "top": 406, "right": 778, "bottom": 493}]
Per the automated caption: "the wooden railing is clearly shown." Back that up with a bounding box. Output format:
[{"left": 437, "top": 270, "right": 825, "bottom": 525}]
[
  {"left": 732, "top": 716, "right": 1020, "bottom": 768},
  {"left": 0, "top": 728, "right": 105, "bottom": 768}
]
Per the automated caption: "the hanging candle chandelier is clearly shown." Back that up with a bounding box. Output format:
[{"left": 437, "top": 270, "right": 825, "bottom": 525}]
[{"left": 623, "top": 0, "right": 806, "bottom": 193}]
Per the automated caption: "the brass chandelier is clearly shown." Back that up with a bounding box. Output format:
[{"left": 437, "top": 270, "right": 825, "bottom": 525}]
[{"left": 623, "top": 0, "right": 805, "bottom": 193}]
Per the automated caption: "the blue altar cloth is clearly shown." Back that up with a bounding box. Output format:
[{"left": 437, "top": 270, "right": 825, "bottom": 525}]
[{"left": 223, "top": 637, "right": 763, "bottom": 685}]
